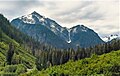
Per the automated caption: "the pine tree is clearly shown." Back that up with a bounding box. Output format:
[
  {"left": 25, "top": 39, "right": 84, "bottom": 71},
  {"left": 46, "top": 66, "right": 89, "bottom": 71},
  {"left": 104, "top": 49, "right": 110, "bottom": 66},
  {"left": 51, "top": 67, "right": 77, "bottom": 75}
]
[
  {"left": 46, "top": 61, "right": 52, "bottom": 68},
  {"left": 52, "top": 52, "right": 56, "bottom": 66},
  {"left": 60, "top": 54, "right": 64, "bottom": 64},
  {"left": 6, "top": 43, "right": 14, "bottom": 65}
]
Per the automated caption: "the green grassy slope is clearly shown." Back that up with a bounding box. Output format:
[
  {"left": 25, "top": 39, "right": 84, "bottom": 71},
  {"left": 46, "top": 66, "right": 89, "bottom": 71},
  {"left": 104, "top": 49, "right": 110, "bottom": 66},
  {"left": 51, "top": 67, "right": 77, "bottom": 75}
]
[
  {"left": 22, "top": 50, "right": 120, "bottom": 76},
  {"left": 0, "top": 21, "right": 36, "bottom": 76}
]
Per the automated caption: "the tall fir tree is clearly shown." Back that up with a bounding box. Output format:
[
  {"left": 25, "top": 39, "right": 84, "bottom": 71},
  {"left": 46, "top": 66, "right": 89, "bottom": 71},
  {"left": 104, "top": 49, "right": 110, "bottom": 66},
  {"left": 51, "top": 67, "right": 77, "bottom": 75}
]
[{"left": 6, "top": 43, "right": 14, "bottom": 65}]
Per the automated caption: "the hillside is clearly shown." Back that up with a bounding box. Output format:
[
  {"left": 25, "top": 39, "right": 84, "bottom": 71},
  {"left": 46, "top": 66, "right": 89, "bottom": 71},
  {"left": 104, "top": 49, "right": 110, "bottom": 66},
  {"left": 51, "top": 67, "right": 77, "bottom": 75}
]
[
  {"left": 22, "top": 50, "right": 120, "bottom": 76},
  {"left": 0, "top": 14, "right": 36, "bottom": 75}
]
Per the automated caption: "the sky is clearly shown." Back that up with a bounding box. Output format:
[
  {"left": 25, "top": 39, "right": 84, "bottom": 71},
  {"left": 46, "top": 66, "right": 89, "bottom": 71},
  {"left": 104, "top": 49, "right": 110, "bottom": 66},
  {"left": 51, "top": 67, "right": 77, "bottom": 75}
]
[{"left": 0, "top": 0, "right": 119, "bottom": 37}]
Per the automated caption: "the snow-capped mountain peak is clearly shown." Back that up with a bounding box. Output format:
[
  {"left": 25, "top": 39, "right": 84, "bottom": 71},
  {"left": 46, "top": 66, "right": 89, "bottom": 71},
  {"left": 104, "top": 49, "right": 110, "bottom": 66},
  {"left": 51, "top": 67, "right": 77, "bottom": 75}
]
[
  {"left": 19, "top": 11, "right": 46, "bottom": 24},
  {"left": 102, "top": 34, "right": 118, "bottom": 42},
  {"left": 70, "top": 25, "right": 88, "bottom": 34}
]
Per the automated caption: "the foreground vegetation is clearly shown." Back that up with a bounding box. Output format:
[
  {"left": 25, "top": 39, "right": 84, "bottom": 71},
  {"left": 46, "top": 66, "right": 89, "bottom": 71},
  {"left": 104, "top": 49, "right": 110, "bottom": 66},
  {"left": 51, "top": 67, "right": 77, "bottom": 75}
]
[
  {"left": 0, "top": 14, "right": 36, "bottom": 76},
  {"left": 22, "top": 50, "right": 120, "bottom": 76},
  {"left": 0, "top": 31, "right": 36, "bottom": 76}
]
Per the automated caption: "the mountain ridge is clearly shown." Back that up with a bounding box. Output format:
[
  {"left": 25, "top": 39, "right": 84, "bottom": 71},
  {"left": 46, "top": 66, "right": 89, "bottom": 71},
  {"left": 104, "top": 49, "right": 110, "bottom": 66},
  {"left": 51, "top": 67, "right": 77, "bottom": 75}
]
[{"left": 11, "top": 11, "right": 104, "bottom": 48}]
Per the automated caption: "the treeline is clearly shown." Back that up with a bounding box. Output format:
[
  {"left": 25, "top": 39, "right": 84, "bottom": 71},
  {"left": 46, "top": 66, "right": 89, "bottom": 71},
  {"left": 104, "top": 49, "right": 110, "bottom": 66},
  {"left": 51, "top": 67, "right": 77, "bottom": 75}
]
[
  {"left": 36, "top": 50, "right": 120, "bottom": 76},
  {"left": 35, "top": 39, "right": 120, "bottom": 70}
]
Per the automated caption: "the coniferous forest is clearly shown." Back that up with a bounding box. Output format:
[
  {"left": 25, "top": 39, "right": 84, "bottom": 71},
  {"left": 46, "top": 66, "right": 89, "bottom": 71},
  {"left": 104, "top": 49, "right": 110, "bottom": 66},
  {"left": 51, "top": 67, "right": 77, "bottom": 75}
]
[{"left": 0, "top": 13, "right": 120, "bottom": 76}]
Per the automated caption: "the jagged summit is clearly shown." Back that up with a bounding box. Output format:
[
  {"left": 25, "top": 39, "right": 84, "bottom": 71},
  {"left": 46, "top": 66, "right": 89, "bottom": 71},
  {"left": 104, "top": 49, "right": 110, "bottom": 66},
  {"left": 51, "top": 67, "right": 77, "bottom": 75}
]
[
  {"left": 18, "top": 11, "right": 45, "bottom": 24},
  {"left": 31, "top": 11, "right": 39, "bottom": 14},
  {"left": 31, "top": 11, "right": 43, "bottom": 17}
]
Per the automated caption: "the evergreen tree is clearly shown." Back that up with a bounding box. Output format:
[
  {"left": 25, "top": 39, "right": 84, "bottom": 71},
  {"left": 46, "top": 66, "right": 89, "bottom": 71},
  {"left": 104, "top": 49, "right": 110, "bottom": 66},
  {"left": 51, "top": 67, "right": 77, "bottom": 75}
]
[
  {"left": 60, "top": 54, "right": 64, "bottom": 64},
  {"left": 52, "top": 52, "right": 56, "bottom": 66},
  {"left": 6, "top": 43, "right": 14, "bottom": 65}
]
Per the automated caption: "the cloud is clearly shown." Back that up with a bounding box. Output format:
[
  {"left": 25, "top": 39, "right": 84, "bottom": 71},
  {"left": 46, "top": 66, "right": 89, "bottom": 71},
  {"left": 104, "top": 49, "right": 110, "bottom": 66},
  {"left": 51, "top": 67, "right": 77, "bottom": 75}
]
[{"left": 0, "top": 0, "right": 119, "bottom": 37}]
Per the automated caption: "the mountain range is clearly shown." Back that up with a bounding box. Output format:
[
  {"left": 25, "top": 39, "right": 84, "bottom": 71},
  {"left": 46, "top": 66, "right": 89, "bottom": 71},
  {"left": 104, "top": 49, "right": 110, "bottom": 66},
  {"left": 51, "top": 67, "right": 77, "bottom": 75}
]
[{"left": 11, "top": 11, "right": 104, "bottom": 49}]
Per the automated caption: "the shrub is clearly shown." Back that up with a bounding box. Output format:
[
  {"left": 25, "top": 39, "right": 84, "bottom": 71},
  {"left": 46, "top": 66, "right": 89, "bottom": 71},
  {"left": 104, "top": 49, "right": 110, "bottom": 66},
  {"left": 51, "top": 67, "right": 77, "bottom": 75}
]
[
  {"left": 4, "top": 65, "right": 17, "bottom": 72},
  {"left": 3, "top": 64, "right": 27, "bottom": 75},
  {"left": 0, "top": 72, "right": 17, "bottom": 76}
]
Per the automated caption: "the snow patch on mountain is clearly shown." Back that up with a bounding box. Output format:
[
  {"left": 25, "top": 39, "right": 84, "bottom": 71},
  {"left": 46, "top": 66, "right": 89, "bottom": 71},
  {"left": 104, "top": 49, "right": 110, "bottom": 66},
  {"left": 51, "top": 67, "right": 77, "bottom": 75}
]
[
  {"left": 19, "top": 14, "right": 35, "bottom": 24},
  {"left": 51, "top": 24, "right": 55, "bottom": 28},
  {"left": 81, "top": 29, "right": 87, "bottom": 32},
  {"left": 81, "top": 25, "right": 87, "bottom": 32},
  {"left": 67, "top": 29, "right": 71, "bottom": 43},
  {"left": 72, "top": 28, "right": 77, "bottom": 33},
  {"left": 60, "top": 28, "right": 64, "bottom": 33},
  {"left": 51, "top": 28, "right": 56, "bottom": 34},
  {"left": 34, "top": 14, "right": 45, "bottom": 23},
  {"left": 67, "top": 39, "right": 71, "bottom": 43},
  {"left": 40, "top": 18, "right": 45, "bottom": 22}
]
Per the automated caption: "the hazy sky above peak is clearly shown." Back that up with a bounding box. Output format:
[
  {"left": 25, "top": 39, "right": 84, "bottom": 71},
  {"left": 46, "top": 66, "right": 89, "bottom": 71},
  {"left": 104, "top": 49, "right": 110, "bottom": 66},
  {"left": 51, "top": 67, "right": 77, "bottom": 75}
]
[{"left": 0, "top": 0, "right": 119, "bottom": 37}]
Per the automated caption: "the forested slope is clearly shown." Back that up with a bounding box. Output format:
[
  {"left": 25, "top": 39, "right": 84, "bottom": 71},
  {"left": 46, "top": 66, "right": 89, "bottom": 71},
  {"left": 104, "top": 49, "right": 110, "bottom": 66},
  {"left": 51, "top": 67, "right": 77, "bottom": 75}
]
[
  {"left": 0, "top": 14, "right": 36, "bottom": 75},
  {"left": 22, "top": 50, "right": 120, "bottom": 76}
]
